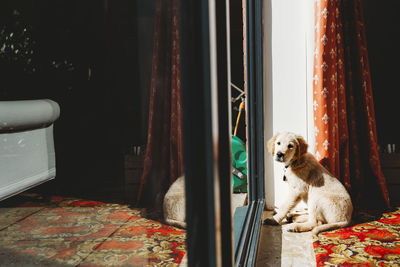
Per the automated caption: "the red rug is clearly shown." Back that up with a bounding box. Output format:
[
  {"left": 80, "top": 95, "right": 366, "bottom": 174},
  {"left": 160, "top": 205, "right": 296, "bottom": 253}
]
[
  {"left": 0, "top": 194, "right": 186, "bottom": 266},
  {"left": 313, "top": 207, "right": 400, "bottom": 266}
]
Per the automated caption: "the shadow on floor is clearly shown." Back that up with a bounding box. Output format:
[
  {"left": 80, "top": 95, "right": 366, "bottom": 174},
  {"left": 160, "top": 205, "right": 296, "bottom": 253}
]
[
  {"left": 0, "top": 246, "right": 71, "bottom": 267},
  {"left": 256, "top": 224, "right": 283, "bottom": 266},
  {"left": 255, "top": 211, "right": 282, "bottom": 266}
]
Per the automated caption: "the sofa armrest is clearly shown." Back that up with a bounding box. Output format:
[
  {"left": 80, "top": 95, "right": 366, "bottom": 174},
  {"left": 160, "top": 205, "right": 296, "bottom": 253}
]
[{"left": 0, "top": 99, "right": 60, "bottom": 133}]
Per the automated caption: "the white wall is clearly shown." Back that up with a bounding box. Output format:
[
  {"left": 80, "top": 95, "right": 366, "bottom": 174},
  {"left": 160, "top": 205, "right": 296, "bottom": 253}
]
[
  {"left": 306, "top": 0, "right": 315, "bottom": 154},
  {"left": 263, "top": 0, "right": 314, "bottom": 209}
]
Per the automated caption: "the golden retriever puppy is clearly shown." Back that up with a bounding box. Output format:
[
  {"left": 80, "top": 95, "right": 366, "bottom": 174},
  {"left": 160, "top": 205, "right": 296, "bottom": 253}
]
[
  {"left": 263, "top": 132, "right": 353, "bottom": 236},
  {"left": 163, "top": 176, "right": 186, "bottom": 228}
]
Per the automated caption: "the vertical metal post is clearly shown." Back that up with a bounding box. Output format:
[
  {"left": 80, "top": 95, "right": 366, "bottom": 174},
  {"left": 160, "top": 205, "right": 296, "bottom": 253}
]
[{"left": 216, "top": 0, "right": 234, "bottom": 266}]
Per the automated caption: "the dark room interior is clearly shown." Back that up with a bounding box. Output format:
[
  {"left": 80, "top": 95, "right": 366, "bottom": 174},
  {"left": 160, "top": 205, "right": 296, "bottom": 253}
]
[
  {"left": 1, "top": 0, "right": 156, "bottom": 202},
  {"left": 2, "top": 0, "right": 400, "bottom": 266}
]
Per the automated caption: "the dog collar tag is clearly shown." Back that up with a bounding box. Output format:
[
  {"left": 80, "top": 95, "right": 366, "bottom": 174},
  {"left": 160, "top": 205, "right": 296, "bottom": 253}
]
[{"left": 283, "top": 166, "right": 288, "bottom": 181}]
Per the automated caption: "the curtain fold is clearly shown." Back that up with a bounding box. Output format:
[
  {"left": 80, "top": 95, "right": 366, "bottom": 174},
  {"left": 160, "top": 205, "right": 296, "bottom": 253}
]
[
  {"left": 137, "top": 0, "right": 183, "bottom": 207},
  {"left": 313, "top": 0, "right": 390, "bottom": 208}
]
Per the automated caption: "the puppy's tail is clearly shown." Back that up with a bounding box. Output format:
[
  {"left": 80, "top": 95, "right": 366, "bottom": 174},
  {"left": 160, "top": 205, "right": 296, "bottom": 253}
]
[
  {"left": 165, "top": 219, "right": 187, "bottom": 229},
  {"left": 311, "top": 221, "right": 349, "bottom": 237}
]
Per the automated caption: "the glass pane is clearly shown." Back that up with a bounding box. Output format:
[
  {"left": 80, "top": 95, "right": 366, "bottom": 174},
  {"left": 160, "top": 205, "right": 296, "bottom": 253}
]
[{"left": 230, "top": 0, "right": 250, "bottom": 252}]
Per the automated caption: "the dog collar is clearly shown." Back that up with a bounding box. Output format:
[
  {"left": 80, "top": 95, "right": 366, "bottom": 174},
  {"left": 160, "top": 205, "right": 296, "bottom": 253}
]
[{"left": 285, "top": 158, "right": 301, "bottom": 169}]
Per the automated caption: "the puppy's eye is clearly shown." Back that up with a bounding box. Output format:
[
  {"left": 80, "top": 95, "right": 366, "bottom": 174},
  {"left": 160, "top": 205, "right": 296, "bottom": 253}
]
[
  {"left": 288, "top": 144, "right": 293, "bottom": 149},
  {"left": 277, "top": 142, "right": 281, "bottom": 145}
]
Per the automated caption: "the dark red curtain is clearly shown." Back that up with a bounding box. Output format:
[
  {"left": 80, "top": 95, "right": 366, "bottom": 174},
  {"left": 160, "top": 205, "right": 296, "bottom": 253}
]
[
  {"left": 313, "top": 0, "right": 390, "bottom": 209},
  {"left": 137, "top": 0, "right": 183, "bottom": 207}
]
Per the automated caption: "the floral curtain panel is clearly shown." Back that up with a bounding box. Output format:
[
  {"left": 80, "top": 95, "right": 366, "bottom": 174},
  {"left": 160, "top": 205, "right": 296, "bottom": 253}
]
[{"left": 313, "top": 0, "right": 390, "bottom": 208}]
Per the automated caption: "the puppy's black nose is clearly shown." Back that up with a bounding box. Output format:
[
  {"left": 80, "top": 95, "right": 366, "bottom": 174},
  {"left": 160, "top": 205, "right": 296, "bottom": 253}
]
[{"left": 277, "top": 152, "right": 284, "bottom": 158}]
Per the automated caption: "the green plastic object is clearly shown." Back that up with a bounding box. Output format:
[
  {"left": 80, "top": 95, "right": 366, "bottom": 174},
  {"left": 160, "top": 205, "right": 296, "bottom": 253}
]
[{"left": 232, "top": 135, "right": 247, "bottom": 193}]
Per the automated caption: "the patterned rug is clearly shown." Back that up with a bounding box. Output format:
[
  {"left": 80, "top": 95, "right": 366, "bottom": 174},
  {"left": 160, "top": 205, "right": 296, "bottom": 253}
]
[
  {"left": 313, "top": 207, "right": 400, "bottom": 266},
  {"left": 0, "top": 194, "right": 186, "bottom": 266}
]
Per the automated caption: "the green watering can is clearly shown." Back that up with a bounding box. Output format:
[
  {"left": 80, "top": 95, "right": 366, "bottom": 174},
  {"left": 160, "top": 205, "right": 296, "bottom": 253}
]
[{"left": 232, "top": 135, "right": 247, "bottom": 193}]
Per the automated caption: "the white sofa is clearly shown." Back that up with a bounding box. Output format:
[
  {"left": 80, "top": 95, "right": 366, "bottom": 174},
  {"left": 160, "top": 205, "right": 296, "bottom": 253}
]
[{"left": 0, "top": 99, "right": 60, "bottom": 201}]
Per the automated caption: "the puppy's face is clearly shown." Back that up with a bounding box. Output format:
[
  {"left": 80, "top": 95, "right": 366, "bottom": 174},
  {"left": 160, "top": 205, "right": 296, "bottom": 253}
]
[{"left": 267, "top": 132, "right": 308, "bottom": 165}]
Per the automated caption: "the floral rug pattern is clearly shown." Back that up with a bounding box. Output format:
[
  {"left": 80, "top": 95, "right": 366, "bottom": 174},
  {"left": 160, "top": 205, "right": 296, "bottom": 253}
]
[
  {"left": 0, "top": 194, "right": 185, "bottom": 266},
  {"left": 313, "top": 207, "right": 400, "bottom": 266}
]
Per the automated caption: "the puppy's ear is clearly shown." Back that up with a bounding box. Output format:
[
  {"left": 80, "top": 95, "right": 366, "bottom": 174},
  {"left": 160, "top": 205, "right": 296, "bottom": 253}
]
[
  {"left": 296, "top": 135, "right": 308, "bottom": 159},
  {"left": 267, "top": 133, "right": 279, "bottom": 155}
]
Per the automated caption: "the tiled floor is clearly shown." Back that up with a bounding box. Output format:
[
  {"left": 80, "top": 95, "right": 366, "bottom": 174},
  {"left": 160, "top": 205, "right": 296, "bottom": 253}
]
[
  {"left": 0, "top": 192, "right": 247, "bottom": 267},
  {"left": 256, "top": 211, "right": 316, "bottom": 267},
  {"left": 0, "top": 194, "right": 186, "bottom": 266}
]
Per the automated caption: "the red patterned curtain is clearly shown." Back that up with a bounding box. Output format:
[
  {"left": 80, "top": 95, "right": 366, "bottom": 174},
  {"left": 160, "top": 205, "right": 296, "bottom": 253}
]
[
  {"left": 137, "top": 0, "right": 183, "bottom": 207},
  {"left": 313, "top": 0, "right": 390, "bottom": 208}
]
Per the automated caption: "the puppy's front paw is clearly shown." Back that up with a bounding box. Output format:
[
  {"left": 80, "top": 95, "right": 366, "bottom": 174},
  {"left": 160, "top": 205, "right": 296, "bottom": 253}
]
[
  {"left": 286, "top": 214, "right": 294, "bottom": 223},
  {"left": 263, "top": 217, "right": 279, "bottom": 226},
  {"left": 286, "top": 224, "right": 300, "bottom": 232}
]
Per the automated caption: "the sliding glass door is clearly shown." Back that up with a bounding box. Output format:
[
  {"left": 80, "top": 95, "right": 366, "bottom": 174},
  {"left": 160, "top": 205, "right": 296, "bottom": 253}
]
[
  {"left": 179, "top": 0, "right": 232, "bottom": 266},
  {"left": 179, "top": 0, "right": 264, "bottom": 266}
]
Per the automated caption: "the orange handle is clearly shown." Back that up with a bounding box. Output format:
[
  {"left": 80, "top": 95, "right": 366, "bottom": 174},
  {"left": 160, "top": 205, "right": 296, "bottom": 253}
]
[{"left": 234, "top": 101, "right": 246, "bottom": 136}]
